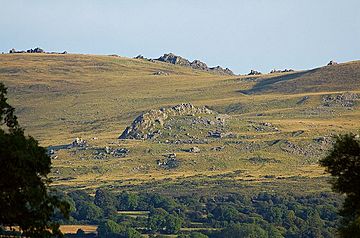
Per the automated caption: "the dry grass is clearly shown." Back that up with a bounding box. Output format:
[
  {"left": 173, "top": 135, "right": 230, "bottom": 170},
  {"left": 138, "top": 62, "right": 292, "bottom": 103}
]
[{"left": 59, "top": 225, "right": 97, "bottom": 234}]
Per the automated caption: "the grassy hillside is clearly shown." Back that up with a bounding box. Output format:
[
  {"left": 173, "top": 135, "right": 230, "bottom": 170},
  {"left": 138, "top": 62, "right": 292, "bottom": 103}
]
[{"left": 0, "top": 53, "right": 359, "bottom": 194}]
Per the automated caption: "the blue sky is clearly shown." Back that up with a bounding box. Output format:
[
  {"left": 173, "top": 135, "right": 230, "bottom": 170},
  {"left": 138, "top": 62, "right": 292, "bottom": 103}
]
[{"left": 1, "top": 0, "right": 359, "bottom": 74}]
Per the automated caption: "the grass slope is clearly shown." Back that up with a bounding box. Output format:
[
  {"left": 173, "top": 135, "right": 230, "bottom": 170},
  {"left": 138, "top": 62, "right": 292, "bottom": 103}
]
[{"left": 0, "top": 53, "right": 359, "bottom": 194}]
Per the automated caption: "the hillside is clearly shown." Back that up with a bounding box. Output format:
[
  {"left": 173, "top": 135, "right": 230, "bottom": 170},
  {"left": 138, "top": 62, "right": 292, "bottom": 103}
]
[
  {"left": 0, "top": 53, "right": 359, "bottom": 194},
  {"left": 242, "top": 60, "right": 360, "bottom": 94}
]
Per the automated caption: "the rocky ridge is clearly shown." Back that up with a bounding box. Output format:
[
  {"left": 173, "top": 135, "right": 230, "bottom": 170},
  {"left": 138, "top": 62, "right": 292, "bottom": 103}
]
[
  {"left": 9, "top": 47, "right": 67, "bottom": 54},
  {"left": 155, "top": 53, "right": 235, "bottom": 75}
]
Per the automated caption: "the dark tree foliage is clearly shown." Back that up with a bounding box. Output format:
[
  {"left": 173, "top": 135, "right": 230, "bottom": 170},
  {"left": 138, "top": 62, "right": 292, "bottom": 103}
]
[
  {"left": 219, "top": 223, "right": 268, "bottom": 238},
  {"left": 320, "top": 134, "right": 360, "bottom": 237},
  {"left": 0, "top": 83, "right": 69, "bottom": 237},
  {"left": 97, "top": 219, "right": 142, "bottom": 238},
  {"left": 148, "top": 208, "right": 183, "bottom": 234},
  {"left": 94, "top": 189, "right": 117, "bottom": 218}
]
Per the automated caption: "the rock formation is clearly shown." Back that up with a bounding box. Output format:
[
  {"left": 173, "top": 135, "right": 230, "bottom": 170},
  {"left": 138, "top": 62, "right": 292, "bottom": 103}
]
[
  {"left": 119, "top": 103, "right": 213, "bottom": 140},
  {"left": 155, "top": 53, "right": 235, "bottom": 75}
]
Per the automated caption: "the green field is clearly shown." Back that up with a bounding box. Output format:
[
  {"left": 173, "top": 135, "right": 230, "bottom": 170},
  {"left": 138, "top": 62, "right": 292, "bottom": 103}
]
[{"left": 1, "top": 53, "right": 359, "bottom": 195}]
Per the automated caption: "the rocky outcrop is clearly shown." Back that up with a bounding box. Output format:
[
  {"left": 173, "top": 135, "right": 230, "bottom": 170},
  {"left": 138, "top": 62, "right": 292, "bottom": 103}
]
[
  {"left": 270, "top": 69, "right": 294, "bottom": 74},
  {"left": 191, "top": 60, "right": 208, "bottom": 70},
  {"left": 119, "top": 103, "right": 213, "bottom": 140},
  {"left": 9, "top": 47, "right": 44, "bottom": 53},
  {"left": 248, "top": 70, "right": 262, "bottom": 75},
  {"left": 322, "top": 93, "right": 358, "bottom": 107},
  {"left": 327, "top": 60, "right": 338, "bottom": 66},
  {"left": 155, "top": 53, "right": 235, "bottom": 75},
  {"left": 157, "top": 53, "right": 191, "bottom": 67},
  {"left": 27, "top": 47, "right": 44, "bottom": 53},
  {"left": 9, "top": 47, "right": 66, "bottom": 54},
  {"left": 209, "top": 66, "right": 234, "bottom": 75}
]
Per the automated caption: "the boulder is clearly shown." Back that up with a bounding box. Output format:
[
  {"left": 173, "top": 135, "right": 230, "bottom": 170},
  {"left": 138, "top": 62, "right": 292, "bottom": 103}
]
[
  {"left": 327, "top": 60, "right": 338, "bottom": 66},
  {"left": 187, "top": 146, "right": 201, "bottom": 153},
  {"left": 153, "top": 71, "right": 169, "bottom": 76}
]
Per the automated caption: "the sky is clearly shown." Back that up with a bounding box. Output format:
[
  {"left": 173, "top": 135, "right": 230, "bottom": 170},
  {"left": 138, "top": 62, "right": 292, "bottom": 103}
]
[{"left": 1, "top": 0, "right": 359, "bottom": 74}]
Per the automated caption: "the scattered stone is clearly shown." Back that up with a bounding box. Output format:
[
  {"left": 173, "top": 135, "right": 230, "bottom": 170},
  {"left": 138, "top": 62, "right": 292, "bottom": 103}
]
[
  {"left": 313, "top": 136, "right": 332, "bottom": 145},
  {"left": 296, "top": 96, "right": 310, "bottom": 105},
  {"left": 208, "top": 131, "right": 233, "bottom": 138},
  {"left": 71, "top": 138, "right": 87, "bottom": 147},
  {"left": 153, "top": 71, "right": 169, "bottom": 76},
  {"left": 157, "top": 153, "right": 180, "bottom": 169},
  {"left": 186, "top": 146, "right": 201, "bottom": 153},
  {"left": 211, "top": 146, "right": 225, "bottom": 151},
  {"left": 248, "top": 156, "right": 280, "bottom": 164}
]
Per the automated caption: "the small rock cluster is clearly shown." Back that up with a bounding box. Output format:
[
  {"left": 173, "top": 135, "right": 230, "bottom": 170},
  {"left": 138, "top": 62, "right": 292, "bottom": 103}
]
[
  {"left": 157, "top": 153, "right": 180, "bottom": 169},
  {"left": 153, "top": 71, "right": 169, "bottom": 76},
  {"left": 248, "top": 70, "right": 262, "bottom": 75},
  {"left": 247, "top": 121, "right": 279, "bottom": 132},
  {"left": 208, "top": 131, "right": 235, "bottom": 138},
  {"left": 270, "top": 69, "right": 294, "bottom": 74},
  {"left": 94, "top": 147, "right": 129, "bottom": 159},
  {"left": 186, "top": 146, "right": 201, "bottom": 153},
  {"left": 71, "top": 138, "right": 88, "bottom": 147}
]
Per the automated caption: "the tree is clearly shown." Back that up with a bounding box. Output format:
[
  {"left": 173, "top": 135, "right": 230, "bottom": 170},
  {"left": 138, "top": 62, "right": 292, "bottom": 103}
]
[
  {"left": 0, "top": 83, "right": 69, "bottom": 237},
  {"left": 320, "top": 134, "right": 360, "bottom": 237},
  {"left": 117, "top": 192, "right": 139, "bottom": 210},
  {"left": 189, "top": 232, "right": 209, "bottom": 238},
  {"left": 97, "top": 220, "right": 125, "bottom": 237},
  {"left": 76, "top": 202, "right": 102, "bottom": 223},
  {"left": 94, "top": 189, "right": 117, "bottom": 218},
  {"left": 221, "top": 223, "right": 268, "bottom": 238},
  {"left": 97, "top": 220, "right": 142, "bottom": 238},
  {"left": 148, "top": 208, "right": 183, "bottom": 234}
]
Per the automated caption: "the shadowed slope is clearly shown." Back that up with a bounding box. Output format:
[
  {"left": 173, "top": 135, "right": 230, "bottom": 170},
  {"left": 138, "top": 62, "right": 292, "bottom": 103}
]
[{"left": 241, "top": 61, "right": 360, "bottom": 94}]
